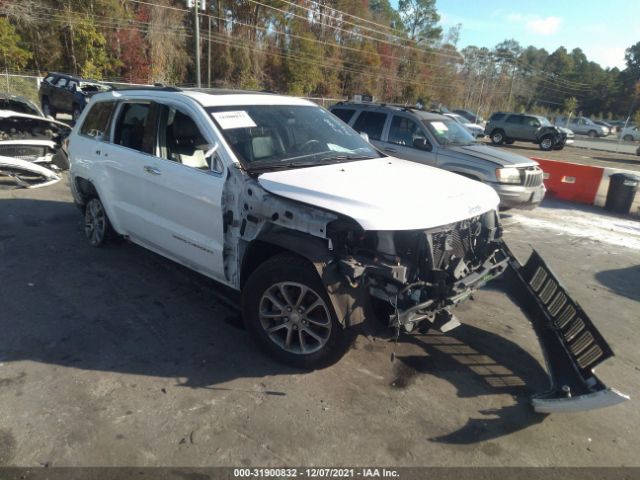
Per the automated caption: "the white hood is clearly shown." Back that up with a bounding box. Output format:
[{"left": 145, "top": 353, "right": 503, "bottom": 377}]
[{"left": 258, "top": 157, "right": 500, "bottom": 230}]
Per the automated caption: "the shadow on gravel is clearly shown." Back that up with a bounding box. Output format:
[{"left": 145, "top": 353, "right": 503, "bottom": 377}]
[
  {"left": 396, "top": 322, "right": 549, "bottom": 444},
  {"left": 0, "top": 197, "right": 299, "bottom": 394},
  {"left": 596, "top": 265, "right": 640, "bottom": 302}
]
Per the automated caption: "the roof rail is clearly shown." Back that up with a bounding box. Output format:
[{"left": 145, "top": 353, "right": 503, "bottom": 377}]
[{"left": 110, "top": 85, "right": 183, "bottom": 92}]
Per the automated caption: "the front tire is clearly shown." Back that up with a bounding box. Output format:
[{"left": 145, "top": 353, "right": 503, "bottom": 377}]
[
  {"left": 242, "top": 253, "right": 348, "bottom": 369},
  {"left": 539, "top": 135, "right": 554, "bottom": 151},
  {"left": 490, "top": 130, "right": 505, "bottom": 145},
  {"left": 84, "top": 197, "right": 114, "bottom": 247},
  {"left": 623, "top": 135, "right": 634, "bottom": 142},
  {"left": 588, "top": 130, "right": 598, "bottom": 138}
]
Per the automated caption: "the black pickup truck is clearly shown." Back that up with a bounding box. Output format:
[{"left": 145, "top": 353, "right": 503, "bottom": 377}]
[{"left": 38, "top": 72, "right": 112, "bottom": 122}]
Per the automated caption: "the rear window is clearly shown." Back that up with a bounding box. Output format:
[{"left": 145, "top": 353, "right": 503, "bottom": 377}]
[
  {"left": 80, "top": 102, "right": 116, "bottom": 139},
  {"left": 330, "top": 108, "right": 356, "bottom": 124},
  {"left": 489, "top": 113, "right": 505, "bottom": 121},
  {"left": 352, "top": 111, "right": 387, "bottom": 140}
]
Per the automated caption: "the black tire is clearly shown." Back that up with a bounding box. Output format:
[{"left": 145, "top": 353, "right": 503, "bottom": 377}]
[
  {"left": 490, "top": 130, "right": 505, "bottom": 145},
  {"left": 72, "top": 105, "right": 82, "bottom": 122},
  {"left": 241, "top": 253, "right": 349, "bottom": 369},
  {"left": 539, "top": 135, "right": 555, "bottom": 151},
  {"left": 84, "top": 197, "right": 115, "bottom": 247},
  {"left": 505, "top": 140, "right": 515, "bottom": 145},
  {"left": 623, "top": 135, "right": 634, "bottom": 142},
  {"left": 636, "top": 145, "right": 640, "bottom": 156},
  {"left": 588, "top": 130, "right": 598, "bottom": 138},
  {"left": 51, "top": 149, "right": 69, "bottom": 170},
  {"left": 41, "top": 98, "right": 55, "bottom": 118}
]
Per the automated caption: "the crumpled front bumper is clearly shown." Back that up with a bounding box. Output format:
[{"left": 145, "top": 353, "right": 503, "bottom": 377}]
[{"left": 501, "top": 244, "right": 629, "bottom": 413}]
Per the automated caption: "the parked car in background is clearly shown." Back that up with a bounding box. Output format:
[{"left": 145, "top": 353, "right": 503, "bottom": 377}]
[
  {"left": 443, "top": 112, "right": 485, "bottom": 138},
  {"left": 38, "top": 72, "right": 112, "bottom": 121},
  {"left": 608, "top": 120, "right": 628, "bottom": 132},
  {"left": 484, "top": 112, "right": 573, "bottom": 151},
  {"left": 619, "top": 125, "right": 640, "bottom": 142},
  {"left": 555, "top": 116, "right": 608, "bottom": 137},
  {"left": 0, "top": 93, "right": 43, "bottom": 117},
  {"left": 330, "top": 102, "right": 545, "bottom": 209},
  {"left": 593, "top": 119, "right": 614, "bottom": 134},
  {"left": 453, "top": 108, "right": 484, "bottom": 125}
]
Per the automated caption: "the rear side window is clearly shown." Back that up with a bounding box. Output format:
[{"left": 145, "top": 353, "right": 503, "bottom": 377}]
[
  {"left": 80, "top": 102, "right": 116, "bottom": 139},
  {"left": 506, "top": 115, "right": 523, "bottom": 124},
  {"left": 489, "top": 113, "right": 505, "bottom": 121},
  {"left": 113, "top": 102, "right": 156, "bottom": 154},
  {"left": 331, "top": 108, "right": 356, "bottom": 124},
  {"left": 352, "top": 111, "right": 387, "bottom": 140}
]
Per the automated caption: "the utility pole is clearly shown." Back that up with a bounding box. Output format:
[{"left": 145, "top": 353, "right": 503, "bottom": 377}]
[
  {"left": 193, "top": 0, "right": 201, "bottom": 88},
  {"left": 207, "top": 14, "right": 211, "bottom": 88}
]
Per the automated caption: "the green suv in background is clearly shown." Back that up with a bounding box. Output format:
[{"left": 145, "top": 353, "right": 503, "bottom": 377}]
[{"left": 484, "top": 112, "right": 574, "bottom": 151}]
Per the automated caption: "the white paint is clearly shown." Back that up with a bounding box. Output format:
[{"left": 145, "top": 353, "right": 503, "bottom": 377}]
[
  {"left": 0, "top": 155, "right": 60, "bottom": 188},
  {"left": 258, "top": 157, "right": 500, "bottom": 230}
]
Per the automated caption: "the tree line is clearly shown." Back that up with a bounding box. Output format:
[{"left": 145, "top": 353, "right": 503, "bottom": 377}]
[{"left": 0, "top": 0, "right": 638, "bottom": 119}]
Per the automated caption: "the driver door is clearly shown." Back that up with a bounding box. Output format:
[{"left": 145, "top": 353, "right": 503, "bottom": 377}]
[{"left": 382, "top": 114, "right": 436, "bottom": 166}]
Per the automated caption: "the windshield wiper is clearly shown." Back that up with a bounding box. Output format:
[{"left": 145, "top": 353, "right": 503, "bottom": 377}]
[{"left": 247, "top": 155, "right": 376, "bottom": 173}]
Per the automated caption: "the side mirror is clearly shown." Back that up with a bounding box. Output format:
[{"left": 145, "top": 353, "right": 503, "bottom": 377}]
[
  {"left": 413, "top": 138, "right": 432, "bottom": 151},
  {"left": 203, "top": 142, "right": 219, "bottom": 160},
  {"left": 359, "top": 132, "right": 369, "bottom": 143},
  {"left": 203, "top": 142, "right": 223, "bottom": 172}
]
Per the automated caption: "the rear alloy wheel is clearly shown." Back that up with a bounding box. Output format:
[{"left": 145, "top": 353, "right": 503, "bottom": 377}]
[
  {"left": 588, "top": 130, "right": 598, "bottom": 138},
  {"left": 539, "top": 135, "right": 554, "bottom": 151},
  {"left": 84, "top": 197, "right": 113, "bottom": 247},
  {"left": 72, "top": 105, "right": 82, "bottom": 123},
  {"left": 42, "top": 99, "right": 54, "bottom": 118},
  {"left": 242, "top": 254, "right": 348, "bottom": 369},
  {"left": 491, "top": 130, "right": 505, "bottom": 145},
  {"left": 623, "top": 135, "right": 634, "bottom": 142}
]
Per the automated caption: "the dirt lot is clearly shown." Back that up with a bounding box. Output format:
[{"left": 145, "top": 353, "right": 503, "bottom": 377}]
[{"left": 0, "top": 176, "right": 639, "bottom": 467}]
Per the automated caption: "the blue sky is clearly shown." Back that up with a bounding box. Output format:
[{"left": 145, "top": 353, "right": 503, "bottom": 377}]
[{"left": 390, "top": 0, "right": 640, "bottom": 69}]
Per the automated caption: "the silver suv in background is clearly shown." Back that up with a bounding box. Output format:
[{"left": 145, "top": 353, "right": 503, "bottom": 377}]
[
  {"left": 484, "top": 112, "right": 574, "bottom": 151},
  {"left": 329, "top": 102, "right": 546, "bottom": 209},
  {"left": 555, "top": 116, "right": 609, "bottom": 137}
]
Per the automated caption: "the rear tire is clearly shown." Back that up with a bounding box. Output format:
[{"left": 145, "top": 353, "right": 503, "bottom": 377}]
[
  {"left": 623, "top": 135, "right": 634, "bottom": 142},
  {"left": 242, "top": 253, "right": 349, "bottom": 369},
  {"left": 490, "top": 130, "right": 505, "bottom": 145},
  {"left": 42, "top": 98, "right": 55, "bottom": 118},
  {"left": 84, "top": 197, "right": 114, "bottom": 247}
]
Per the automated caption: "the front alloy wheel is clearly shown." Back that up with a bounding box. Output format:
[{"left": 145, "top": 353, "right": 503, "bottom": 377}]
[
  {"left": 259, "top": 282, "right": 332, "bottom": 355},
  {"left": 539, "top": 136, "right": 554, "bottom": 151},
  {"left": 242, "top": 253, "right": 349, "bottom": 369},
  {"left": 84, "top": 197, "right": 111, "bottom": 247},
  {"left": 491, "top": 131, "right": 505, "bottom": 145}
]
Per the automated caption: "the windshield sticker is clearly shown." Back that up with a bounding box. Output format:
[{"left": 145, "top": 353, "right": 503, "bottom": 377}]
[
  {"left": 431, "top": 121, "right": 448, "bottom": 132},
  {"left": 211, "top": 110, "right": 257, "bottom": 130}
]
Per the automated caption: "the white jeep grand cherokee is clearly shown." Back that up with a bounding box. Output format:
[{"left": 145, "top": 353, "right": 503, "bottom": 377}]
[{"left": 68, "top": 87, "right": 626, "bottom": 413}]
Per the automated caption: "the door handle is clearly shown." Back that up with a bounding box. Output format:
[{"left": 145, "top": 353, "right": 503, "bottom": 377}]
[
  {"left": 144, "top": 166, "right": 161, "bottom": 175},
  {"left": 95, "top": 149, "right": 101, "bottom": 155}
]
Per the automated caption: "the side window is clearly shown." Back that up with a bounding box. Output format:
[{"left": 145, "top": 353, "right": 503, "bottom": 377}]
[
  {"left": 352, "top": 111, "right": 387, "bottom": 140},
  {"left": 113, "top": 102, "right": 156, "bottom": 154},
  {"left": 524, "top": 116, "right": 539, "bottom": 127},
  {"left": 506, "top": 115, "right": 522, "bottom": 124},
  {"left": 490, "top": 113, "right": 505, "bottom": 121},
  {"left": 159, "top": 106, "right": 213, "bottom": 171},
  {"left": 67, "top": 80, "right": 77, "bottom": 91},
  {"left": 80, "top": 102, "right": 116, "bottom": 139},
  {"left": 388, "top": 116, "right": 425, "bottom": 147},
  {"left": 331, "top": 108, "right": 356, "bottom": 124},
  {"left": 55, "top": 77, "right": 68, "bottom": 88}
]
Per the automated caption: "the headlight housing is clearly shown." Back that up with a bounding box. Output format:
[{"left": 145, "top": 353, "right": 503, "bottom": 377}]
[{"left": 495, "top": 167, "right": 521, "bottom": 184}]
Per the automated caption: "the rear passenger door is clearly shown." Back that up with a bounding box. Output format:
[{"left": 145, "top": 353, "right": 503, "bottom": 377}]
[
  {"left": 352, "top": 110, "right": 388, "bottom": 150},
  {"left": 505, "top": 114, "right": 524, "bottom": 139},
  {"left": 522, "top": 116, "right": 541, "bottom": 141},
  {"left": 52, "top": 77, "right": 68, "bottom": 111},
  {"left": 383, "top": 114, "right": 436, "bottom": 166}
]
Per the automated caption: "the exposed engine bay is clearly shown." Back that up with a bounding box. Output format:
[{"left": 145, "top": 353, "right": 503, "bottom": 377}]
[{"left": 328, "top": 210, "right": 508, "bottom": 333}]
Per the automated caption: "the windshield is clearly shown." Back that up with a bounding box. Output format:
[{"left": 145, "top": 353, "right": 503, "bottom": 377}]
[
  {"left": 447, "top": 114, "right": 467, "bottom": 125},
  {"left": 538, "top": 117, "right": 552, "bottom": 126},
  {"left": 79, "top": 82, "right": 112, "bottom": 93},
  {"left": 206, "top": 105, "right": 381, "bottom": 170},
  {"left": 422, "top": 118, "right": 475, "bottom": 146}
]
